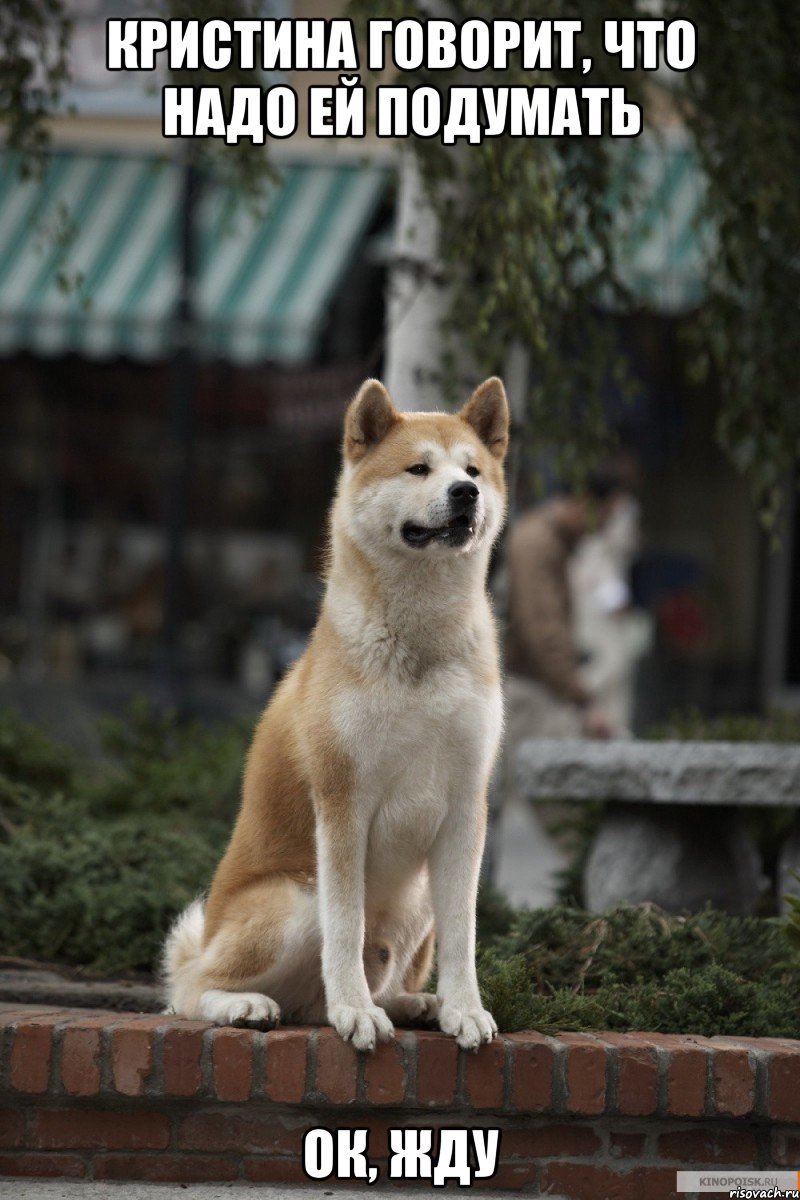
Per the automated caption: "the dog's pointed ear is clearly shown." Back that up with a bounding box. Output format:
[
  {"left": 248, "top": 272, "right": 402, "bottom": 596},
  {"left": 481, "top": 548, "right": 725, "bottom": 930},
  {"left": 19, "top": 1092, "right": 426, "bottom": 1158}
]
[
  {"left": 459, "top": 377, "right": 509, "bottom": 460},
  {"left": 344, "top": 379, "right": 400, "bottom": 462}
]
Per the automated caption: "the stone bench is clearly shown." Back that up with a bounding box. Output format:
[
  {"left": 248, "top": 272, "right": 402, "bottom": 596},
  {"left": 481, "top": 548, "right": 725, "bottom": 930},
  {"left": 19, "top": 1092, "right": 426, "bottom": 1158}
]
[{"left": 516, "top": 740, "right": 800, "bottom": 914}]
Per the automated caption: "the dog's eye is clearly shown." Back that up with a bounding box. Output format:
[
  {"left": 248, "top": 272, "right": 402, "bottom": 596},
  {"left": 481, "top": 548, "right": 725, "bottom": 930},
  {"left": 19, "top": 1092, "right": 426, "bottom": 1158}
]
[
  {"left": 406, "top": 463, "right": 430, "bottom": 476},
  {"left": 466, "top": 465, "right": 480, "bottom": 478}
]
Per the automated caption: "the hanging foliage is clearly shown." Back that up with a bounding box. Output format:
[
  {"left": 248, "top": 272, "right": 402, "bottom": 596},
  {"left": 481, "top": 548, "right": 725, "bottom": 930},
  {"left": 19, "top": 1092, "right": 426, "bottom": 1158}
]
[
  {"left": 668, "top": 0, "right": 800, "bottom": 528},
  {"left": 354, "top": 0, "right": 800, "bottom": 519},
  {"left": 0, "top": 0, "right": 72, "bottom": 166}
]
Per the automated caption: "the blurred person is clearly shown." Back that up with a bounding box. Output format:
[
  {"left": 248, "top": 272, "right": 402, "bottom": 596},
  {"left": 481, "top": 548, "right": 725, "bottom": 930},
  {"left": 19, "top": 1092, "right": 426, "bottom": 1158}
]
[
  {"left": 503, "top": 468, "right": 627, "bottom": 744},
  {"left": 488, "top": 469, "right": 628, "bottom": 908},
  {"left": 570, "top": 489, "right": 653, "bottom": 732}
]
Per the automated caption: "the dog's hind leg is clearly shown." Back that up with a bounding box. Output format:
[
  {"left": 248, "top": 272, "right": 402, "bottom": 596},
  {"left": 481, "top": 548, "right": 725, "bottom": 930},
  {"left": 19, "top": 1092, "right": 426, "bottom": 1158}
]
[
  {"left": 198, "top": 988, "right": 281, "bottom": 1028},
  {"left": 380, "top": 926, "right": 440, "bottom": 1026},
  {"left": 165, "top": 876, "right": 323, "bottom": 1027}
]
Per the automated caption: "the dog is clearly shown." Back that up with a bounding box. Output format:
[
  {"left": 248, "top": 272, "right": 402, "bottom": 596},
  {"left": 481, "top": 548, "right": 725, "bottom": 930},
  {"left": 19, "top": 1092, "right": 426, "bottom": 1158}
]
[{"left": 163, "top": 376, "right": 509, "bottom": 1051}]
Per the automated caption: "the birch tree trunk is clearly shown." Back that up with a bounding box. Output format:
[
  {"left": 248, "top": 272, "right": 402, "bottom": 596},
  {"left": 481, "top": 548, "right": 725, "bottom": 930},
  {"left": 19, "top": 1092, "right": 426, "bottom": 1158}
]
[{"left": 383, "top": 151, "right": 453, "bottom": 412}]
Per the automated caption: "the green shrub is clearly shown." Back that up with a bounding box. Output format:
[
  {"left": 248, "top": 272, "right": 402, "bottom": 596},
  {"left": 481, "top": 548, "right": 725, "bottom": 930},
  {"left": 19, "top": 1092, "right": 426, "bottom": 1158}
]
[
  {"left": 90, "top": 697, "right": 248, "bottom": 820},
  {"left": 493, "top": 903, "right": 795, "bottom": 989},
  {"left": 648, "top": 706, "right": 800, "bottom": 743},
  {"left": 0, "top": 701, "right": 246, "bottom": 975},
  {"left": 479, "top": 958, "right": 799, "bottom": 1040},
  {"left": 475, "top": 903, "right": 800, "bottom": 1037},
  {"left": 0, "top": 812, "right": 226, "bottom": 974},
  {"left": 0, "top": 707, "right": 74, "bottom": 791}
]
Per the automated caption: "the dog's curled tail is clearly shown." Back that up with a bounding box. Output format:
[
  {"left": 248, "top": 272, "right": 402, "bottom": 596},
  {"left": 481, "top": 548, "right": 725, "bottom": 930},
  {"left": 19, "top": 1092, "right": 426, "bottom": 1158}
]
[{"left": 161, "top": 898, "right": 205, "bottom": 1014}]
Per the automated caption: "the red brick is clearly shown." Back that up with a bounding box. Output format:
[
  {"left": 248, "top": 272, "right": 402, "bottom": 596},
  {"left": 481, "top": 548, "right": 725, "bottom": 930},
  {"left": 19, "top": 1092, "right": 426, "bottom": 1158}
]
[
  {"left": 603, "top": 1034, "right": 658, "bottom": 1116},
  {"left": 244, "top": 1157, "right": 311, "bottom": 1183},
  {"left": 0, "top": 1152, "right": 86, "bottom": 1178},
  {"left": 502, "top": 1123, "right": 601, "bottom": 1158},
  {"left": 463, "top": 1036, "right": 505, "bottom": 1109},
  {"left": 415, "top": 1031, "right": 457, "bottom": 1106},
  {"left": 363, "top": 1035, "right": 408, "bottom": 1105},
  {"left": 9, "top": 1016, "right": 63, "bottom": 1093},
  {"left": 95, "top": 1154, "right": 239, "bottom": 1183},
  {"left": 666, "top": 1044, "right": 708, "bottom": 1117},
  {"left": 769, "top": 1048, "right": 800, "bottom": 1122},
  {"left": 60, "top": 1027, "right": 102, "bottom": 1097},
  {"left": 541, "top": 1162, "right": 639, "bottom": 1200},
  {"left": 211, "top": 1027, "right": 254, "bottom": 1102},
  {"left": 480, "top": 1162, "right": 538, "bottom": 1190},
  {"left": 263, "top": 1028, "right": 308, "bottom": 1103},
  {"left": 161, "top": 1022, "right": 207, "bottom": 1097},
  {"left": 31, "top": 1109, "right": 169, "bottom": 1151},
  {"left": 639, "top": 1032, "right": 712, "bottom": 1119},
  {"left": 712, "top": 1047, "right": 755, "bottom": 1117},
  {"left": 657, "top": 1127, "right": 758, "bottom": 1165},
  {"left": 508, "top": 1033, "right": 555, "bottom": 1114},
  {"left": 771, "top": 1130, "right": 800, "bottom": 1166},
  {"left": 562, "top": 1033, "right": 606, "bottom": 1116},
  {"left": 346, "top": 1115, "right": 393, "bottom": 1158},
  {"left": 110, "top": 1025, "right": 155, "bottom": 1097},
  {"left": 0, "top": 1107, "right": 25, "bottom": 1148},
  {"left": 314, "top": 1028, "right": 358, "bottom": 1104},
  {"left": 609, "top": 1131, "right": 648, "bottom": 1159},
  {"left": 640, "top": 1166, "right": 683, "bottom": 1200},
  {"left": 177, "top": 1111, "right": 304, "bottom": 1155}
]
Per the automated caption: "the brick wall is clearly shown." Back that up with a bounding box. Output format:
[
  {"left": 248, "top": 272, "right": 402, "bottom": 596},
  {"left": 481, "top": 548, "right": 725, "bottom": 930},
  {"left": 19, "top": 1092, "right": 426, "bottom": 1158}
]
[{"left": 1, "top": 1004, "right": 799, "bottom": 1197}]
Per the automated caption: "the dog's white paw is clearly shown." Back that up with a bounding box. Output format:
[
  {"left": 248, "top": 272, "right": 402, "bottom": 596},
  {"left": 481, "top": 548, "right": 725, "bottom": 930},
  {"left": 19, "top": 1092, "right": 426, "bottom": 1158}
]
[
  {"left": 199, "top": 989, "right": 281, "bottom": 1028},
  {"left": 438, "top": 1002, "right": 497, "bottom": 1050},
  {"left": 384, "top": 992, "right": 440, "bottom": 1025},
  {"left": 329, "top": 1003, "right": 394, "bottom": 1051}
]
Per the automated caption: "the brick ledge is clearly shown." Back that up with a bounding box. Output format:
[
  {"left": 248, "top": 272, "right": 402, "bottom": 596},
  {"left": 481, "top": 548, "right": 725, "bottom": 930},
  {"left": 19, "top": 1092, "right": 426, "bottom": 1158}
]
[{"left": 2, "top": 1003, "right": 800, "bottom": 1195}]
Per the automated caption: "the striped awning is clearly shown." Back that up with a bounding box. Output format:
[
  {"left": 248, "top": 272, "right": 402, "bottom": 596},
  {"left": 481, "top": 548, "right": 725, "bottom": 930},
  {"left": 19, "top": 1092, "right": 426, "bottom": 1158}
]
[{"left": 0, "top": 153, "right": 388, "bottom": 364}]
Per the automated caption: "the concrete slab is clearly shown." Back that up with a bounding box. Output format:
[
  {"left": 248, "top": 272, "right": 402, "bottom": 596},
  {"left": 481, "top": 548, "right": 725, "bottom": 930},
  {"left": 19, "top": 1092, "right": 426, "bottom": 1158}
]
[
  {"left": 0, "top": 1183, "right": 532, "bottom": 1199},
  {"left": 517, "top": 738, "right": 800, "bottom": 806}
]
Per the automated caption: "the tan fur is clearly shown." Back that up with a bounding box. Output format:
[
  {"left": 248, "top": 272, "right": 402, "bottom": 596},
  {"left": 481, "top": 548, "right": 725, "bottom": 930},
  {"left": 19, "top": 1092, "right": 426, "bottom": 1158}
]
[
  {"left": 163, "top": 377, "right": 509, "bottom": 1050},
  {"left": 403, "top": 928, "right": 436, "bottom": 993}
]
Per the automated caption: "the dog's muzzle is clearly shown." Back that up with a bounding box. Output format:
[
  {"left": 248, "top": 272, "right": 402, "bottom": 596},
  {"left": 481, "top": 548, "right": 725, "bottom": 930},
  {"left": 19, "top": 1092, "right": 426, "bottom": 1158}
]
[{"left": 401, "top": 482, "right": 480, "bottom": 548}]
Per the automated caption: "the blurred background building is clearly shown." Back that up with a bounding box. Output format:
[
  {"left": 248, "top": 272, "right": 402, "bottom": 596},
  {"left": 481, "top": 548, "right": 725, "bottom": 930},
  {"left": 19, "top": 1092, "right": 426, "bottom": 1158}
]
[{"left": 0, "top": 0, "right": 795, "bottom": 731}]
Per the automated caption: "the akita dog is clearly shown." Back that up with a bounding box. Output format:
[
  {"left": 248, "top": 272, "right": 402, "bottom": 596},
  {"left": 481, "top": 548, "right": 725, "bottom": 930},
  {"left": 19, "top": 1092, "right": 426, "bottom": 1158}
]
[{"left": 163, "top": 376, "right": 509, "bottom": 1051}]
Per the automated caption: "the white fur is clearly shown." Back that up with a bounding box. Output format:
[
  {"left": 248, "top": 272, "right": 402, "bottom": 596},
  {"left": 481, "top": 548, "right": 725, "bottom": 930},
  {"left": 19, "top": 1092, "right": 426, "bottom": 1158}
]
[
  {"left": 199, "top": 990, "right": 280, "bottom": 1027},
  {"left": 161, "top": 898, "right": 204, "bottom": 995}
]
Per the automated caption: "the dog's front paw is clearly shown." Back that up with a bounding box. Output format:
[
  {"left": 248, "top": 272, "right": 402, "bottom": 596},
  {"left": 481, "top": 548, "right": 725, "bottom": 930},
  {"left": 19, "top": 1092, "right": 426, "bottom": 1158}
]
[
  {"left": 438, "top": 1002, "right": 497, "bottom": 1050},
  {"left": 329, "top": 1003, "right": 394, "bottom": 1051}
]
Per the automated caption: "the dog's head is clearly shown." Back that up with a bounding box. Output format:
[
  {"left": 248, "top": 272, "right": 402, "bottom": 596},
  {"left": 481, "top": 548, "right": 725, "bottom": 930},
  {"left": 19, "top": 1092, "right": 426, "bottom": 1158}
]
[{"left": 336, "top": 377, "right": 509, "bottom": 562}]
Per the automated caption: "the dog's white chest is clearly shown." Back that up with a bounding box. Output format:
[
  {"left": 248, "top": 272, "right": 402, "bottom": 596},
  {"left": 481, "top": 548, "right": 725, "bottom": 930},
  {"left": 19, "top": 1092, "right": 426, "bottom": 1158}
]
[
  {"left": 333, "top": 662, "right": 501, "bottom": 886},
  {"left": 336, "top": 661, "right": 496, "bottom": 778}
]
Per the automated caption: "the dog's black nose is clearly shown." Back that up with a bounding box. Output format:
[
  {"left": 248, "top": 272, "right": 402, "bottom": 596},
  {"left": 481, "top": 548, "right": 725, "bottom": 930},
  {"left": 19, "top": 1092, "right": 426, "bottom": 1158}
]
[{"left": 448, "top": 480, "right": 479, "bottom": 508}]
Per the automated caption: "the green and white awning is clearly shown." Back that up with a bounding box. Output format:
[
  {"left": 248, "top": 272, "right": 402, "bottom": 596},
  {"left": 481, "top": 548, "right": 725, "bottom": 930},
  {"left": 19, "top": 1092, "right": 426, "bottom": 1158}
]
[
  {"left": 611, "top": 132, "right": 712, "bottom": 313},
  {"left": 0, "top": 136, "right": 709, "bottom": 363},
  {"left": 0, "top": 153, "right": 388, "bottom": 364}
]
